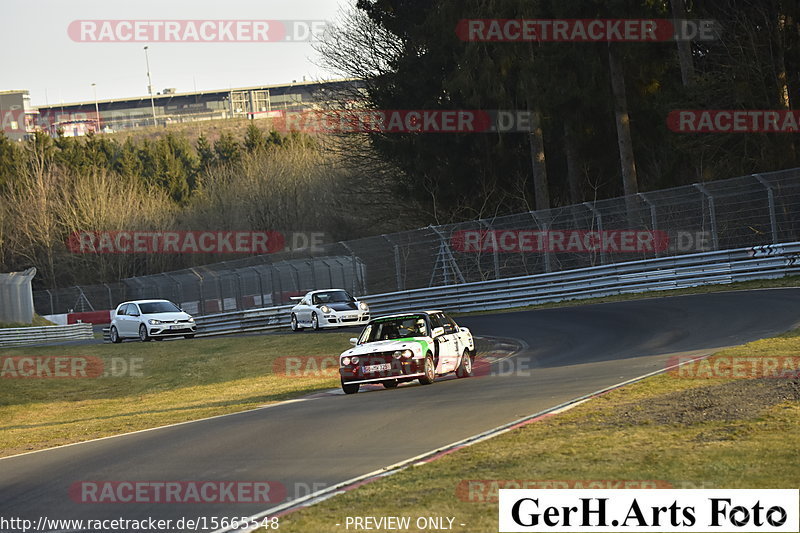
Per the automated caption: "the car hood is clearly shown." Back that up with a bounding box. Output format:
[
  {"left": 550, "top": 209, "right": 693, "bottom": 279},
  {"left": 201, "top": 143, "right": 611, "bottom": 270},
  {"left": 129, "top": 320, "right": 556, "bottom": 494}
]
[
  {"left": 326, "top": 302, "right": 358, "bottom": 311},
  {"left": 143, "top": 312, "right": 192, "bottom": 321},
  {"left": 341, "top": 337, "right": 431, "bottom": 357}
]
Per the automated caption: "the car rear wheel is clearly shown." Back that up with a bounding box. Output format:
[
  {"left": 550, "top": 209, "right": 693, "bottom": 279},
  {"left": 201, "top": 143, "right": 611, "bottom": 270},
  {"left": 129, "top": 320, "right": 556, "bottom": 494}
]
[
  {"left": 382, "top": 380, "right": 398, "bottom": 389},
  {"left": 110, "top": 326, "right": 122, "bottom": 344},
  {"left": 418, "top": 354, "right": 435, "bottom": 385},
  {"left": 341, "top": 380, "right": 360, "bottom": 394},
  {"left": 456, "top": 350, "right": 473, "bottom": 378},
  {"left": 311, "top": 313, "right": 320, "bottom": 331},
  {"left": 139, "top": 324, "right": 151, "bottom": 342}
]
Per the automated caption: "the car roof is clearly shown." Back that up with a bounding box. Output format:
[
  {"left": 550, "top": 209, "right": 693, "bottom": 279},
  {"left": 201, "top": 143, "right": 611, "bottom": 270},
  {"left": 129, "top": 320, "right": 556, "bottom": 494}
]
[
  {"left": 119, "top": 299, "right": 173, "bottom": 305},
  {"left": 307, "top": 289, "right": 348, "bottom": 294},
  {"left": 369, "top": 310, "right": 443, "bottom": 321}
]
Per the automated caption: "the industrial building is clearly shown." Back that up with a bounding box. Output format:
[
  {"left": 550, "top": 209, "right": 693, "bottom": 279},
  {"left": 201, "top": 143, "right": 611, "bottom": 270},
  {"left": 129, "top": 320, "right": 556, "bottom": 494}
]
[{"left": 1, "top": 78, "right": 360, "bottom": 140}]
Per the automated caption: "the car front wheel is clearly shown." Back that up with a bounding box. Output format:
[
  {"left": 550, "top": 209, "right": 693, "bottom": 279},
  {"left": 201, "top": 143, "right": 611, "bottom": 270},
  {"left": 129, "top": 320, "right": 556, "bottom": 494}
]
[
  {"left": 456, "top": 350, "right": 473, "bottom": 378},
  {"left": 418, "top": 355, "right": 435, "bottom": 385},
  {"left": 341, "top": 380, "right": 360, "bottom": 394},
  {"left": 139, "top": 324, "right": 151, "bottom": 342},
  {"left": 311, "top": 313, "right": 320, "bottom": 331},
  {"left": 110, "top": 326, "right": 122, "bottom": 344}
]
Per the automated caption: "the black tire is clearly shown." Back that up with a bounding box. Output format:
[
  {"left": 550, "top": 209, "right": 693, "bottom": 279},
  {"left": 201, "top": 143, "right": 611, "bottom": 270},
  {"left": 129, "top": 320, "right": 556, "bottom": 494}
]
[
  {"left": 290, "top": 314, "right": 301, "bottom": 332},
  {"left": 184, "top": 334, "right": 195, "bottom": 339},
  {"left": 341, "top": 381, "right": 360, "bottom": 394},
  {"left": 456, "top": 350, "right": 473, "bottom": 378},
  {"left": 382, "top": 380, "right": 399, "bottom": 389},
  {"left": 311, "top": 313, "right": 320, "bottom": 331},
  {"left": 139, "top": 324, "right": 151, "bottom": 342},
  {"left": 110, "top": 326, "right": 122, "bottom": 344},
  {"left": 418, "top": 354, "right": 436, "bottom": 385}
]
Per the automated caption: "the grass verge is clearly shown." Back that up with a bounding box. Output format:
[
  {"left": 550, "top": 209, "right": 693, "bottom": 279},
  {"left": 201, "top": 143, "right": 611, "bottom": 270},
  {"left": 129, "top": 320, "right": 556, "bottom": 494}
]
[
  {"left": 0, "top": 333, "right": 352, "bottom": 457},
  {"left": 273, "top": 328, "right": 800, "bottom": 533}
]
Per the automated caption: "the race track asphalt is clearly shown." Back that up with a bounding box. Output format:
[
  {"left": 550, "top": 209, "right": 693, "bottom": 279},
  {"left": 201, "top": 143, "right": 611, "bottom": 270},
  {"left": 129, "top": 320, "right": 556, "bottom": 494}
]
[{"left": 1, "top": 288, "right": 798, "bottom": 531}]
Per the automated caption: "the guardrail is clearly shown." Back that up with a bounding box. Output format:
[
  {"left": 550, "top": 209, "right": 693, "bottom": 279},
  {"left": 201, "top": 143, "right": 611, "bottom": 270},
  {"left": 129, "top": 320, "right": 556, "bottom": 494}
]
[
  {"left": 174, "top": 242, "right": 799, "bottom": 339},
  {"left": 0, "top": 323, "right": 95, "bottom": 348}
]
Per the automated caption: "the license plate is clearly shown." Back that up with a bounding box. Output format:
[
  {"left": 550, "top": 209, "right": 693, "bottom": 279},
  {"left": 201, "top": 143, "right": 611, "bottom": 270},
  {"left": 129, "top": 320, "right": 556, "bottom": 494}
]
[
  {"left": 170, "top": 325, "right": 183, "bottom": 330},
  {"left": 364, "top": 363, "right": 391, "bottom": 372}
]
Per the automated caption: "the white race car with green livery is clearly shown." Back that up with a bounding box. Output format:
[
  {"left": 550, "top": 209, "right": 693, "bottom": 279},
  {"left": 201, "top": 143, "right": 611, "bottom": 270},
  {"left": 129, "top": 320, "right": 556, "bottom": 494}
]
[{"left": 338, "top": 310, "right": 475, "bottom": 394}]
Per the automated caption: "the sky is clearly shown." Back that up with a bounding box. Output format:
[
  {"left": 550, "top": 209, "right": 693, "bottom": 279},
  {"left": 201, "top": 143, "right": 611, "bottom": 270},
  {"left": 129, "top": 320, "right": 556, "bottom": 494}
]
[{"left": 2, "top": 0, "right": 353, "bottom": 106}]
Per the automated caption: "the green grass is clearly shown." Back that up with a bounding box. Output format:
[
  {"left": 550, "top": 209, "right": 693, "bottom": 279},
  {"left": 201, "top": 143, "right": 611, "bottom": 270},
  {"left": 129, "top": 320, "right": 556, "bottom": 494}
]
[
  {"left": 272, "top": 328, "right": 800, "bottom": 533},
  {"left": 0, "top": 333, "right": 352, "bottom": 457},
  {"left": 0, "top": 314, "right": 56, "bottom": 328}
]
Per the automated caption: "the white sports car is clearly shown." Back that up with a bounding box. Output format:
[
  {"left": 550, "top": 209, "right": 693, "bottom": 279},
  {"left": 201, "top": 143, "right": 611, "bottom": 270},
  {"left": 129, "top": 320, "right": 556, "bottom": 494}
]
[
  {"left": 290, "top": 289, "right": 370, "bottom": 331},
  {"left": 338, "top": 310, "right": 475, "bottom": 394},
  {"left": 110, "top": 299, "right": 196, "bottom": 343}
]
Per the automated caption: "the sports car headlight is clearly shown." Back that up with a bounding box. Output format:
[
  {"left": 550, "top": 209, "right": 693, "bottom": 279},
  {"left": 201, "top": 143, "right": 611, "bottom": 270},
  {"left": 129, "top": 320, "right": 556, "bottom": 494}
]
[
  {"left": 148, "top": 319, "right": 163, "bottom": 325},
  {"left": 341, "top": 357, "right": 351, "bottom": 366},
  {"left": 320, "top": 305, "right": 331, "bottom": 313},
  {"left": 359, "top": 302, "right": 369, "bottom": 311}
]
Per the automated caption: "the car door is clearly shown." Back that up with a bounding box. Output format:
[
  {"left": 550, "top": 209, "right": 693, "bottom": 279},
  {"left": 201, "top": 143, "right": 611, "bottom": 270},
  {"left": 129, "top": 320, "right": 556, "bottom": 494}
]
[
  {"left": 430, "top": 313, "right": 457, "bottom": 373},
  {"left": 439, "top": 313, "right": 462, "bottom": 372},
  {"left": 115, "top": 304, "right": 129, "bottom": 337},
  {"left": 126, "top": 303, "right": 142, "bottom": 335}
]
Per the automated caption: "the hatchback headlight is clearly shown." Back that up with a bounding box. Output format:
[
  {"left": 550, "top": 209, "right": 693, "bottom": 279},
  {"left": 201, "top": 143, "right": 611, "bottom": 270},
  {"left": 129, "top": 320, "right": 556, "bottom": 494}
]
[
  {"left": 320, "top": 305, "right": 331, "bottom": 313},
  {"left": 148, "top": 319, "right": 162, "bottom": 325},
  {"left": 187, "top": 317, "right": 194, "bottom": 323}
]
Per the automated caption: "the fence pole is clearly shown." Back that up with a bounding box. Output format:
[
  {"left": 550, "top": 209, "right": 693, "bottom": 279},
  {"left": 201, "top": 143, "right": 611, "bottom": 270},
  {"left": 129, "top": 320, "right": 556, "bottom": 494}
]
[
  {"left": 753, "top": 174, "right": 779, "bottom": 244},
  {"left": 694, "top": 183, "right": 719, "bottom": 250},
  {"left": 637, "top": 192, "right": 660, "bottom": 257},
  {"left": 583, "top": 202, "right": 607, "bottom": 265},
  {"left": 479, "top": 220, "right": 500, "bottom": 279}
]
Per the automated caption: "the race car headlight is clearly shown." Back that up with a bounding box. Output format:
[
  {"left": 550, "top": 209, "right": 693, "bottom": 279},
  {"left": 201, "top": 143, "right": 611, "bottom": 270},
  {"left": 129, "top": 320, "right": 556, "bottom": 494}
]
[
  {"left": 392, "top": 351, "right": 402, "bottom": 359},
  {"left": 148, "top": 319, "right": 162, "bottom": 325},
  {"left": 341, "top": 357, "right": 351, "bottom": 366},
  {"left": 359, "top": 302, "right": 369, "bottom": 311},
  {"left": 351, "top": 356, "right": 360, "bottom": 365},
  {"left": 320, "top": 305, "right": 331, "bottom": 313},
  {"left": 402, "top": 349, "right": 413, "bottom": 359}
]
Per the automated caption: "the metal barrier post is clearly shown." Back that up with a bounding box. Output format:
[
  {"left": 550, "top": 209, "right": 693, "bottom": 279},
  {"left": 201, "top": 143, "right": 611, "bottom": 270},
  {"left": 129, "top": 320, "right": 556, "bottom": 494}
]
[
  {"left": 753, "top": 174, "right": 779, "bottom": 244},
  {"left": 694, "top": 183, "right": 719, "bottom": 250}
]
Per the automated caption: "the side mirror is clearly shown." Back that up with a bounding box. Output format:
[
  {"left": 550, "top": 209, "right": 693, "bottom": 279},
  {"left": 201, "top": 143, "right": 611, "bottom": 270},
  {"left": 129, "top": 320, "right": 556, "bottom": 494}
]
[
  {"left": 349, "top": 337, "right": 359, "bottom": 346},
  {"left": 432, "top": 327, "right": 445, "bottom": 338}
]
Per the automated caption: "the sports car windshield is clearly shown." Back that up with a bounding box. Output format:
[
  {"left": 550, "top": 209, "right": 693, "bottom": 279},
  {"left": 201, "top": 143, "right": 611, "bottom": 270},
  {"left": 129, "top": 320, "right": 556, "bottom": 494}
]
[
  {"left": 360, "top": 316, "right": 428, "bottom": 343},
  {"left": 138, "top": 302, "right": 182, "bottom": 314},
  {"left": 312, "top": 291, "right": 354, "bottom": 304}
]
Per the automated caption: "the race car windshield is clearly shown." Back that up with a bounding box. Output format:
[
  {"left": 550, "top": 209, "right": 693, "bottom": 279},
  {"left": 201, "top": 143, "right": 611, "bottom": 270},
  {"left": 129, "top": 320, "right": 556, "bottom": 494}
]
[
  {"left": 138, "top": 302, "right": 182, "bottom": 314},
  {"left": 312, "top": 291, "right": 354, "bottom": 305},
  {"left": 361, "top": 317, "right": 427, "bottom": 342}
]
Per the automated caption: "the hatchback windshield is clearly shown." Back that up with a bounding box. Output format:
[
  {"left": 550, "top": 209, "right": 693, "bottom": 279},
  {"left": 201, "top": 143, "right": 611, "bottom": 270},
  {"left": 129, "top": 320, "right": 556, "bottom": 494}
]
[
  {"left": 359, "top": 316, "right": 428, "bottom": 343},
  {"left": 312, "top": 291, "right": 354, "bottom": 305},
  {"left": 138, "top": 302, "right": 182, "bottom": 314}
]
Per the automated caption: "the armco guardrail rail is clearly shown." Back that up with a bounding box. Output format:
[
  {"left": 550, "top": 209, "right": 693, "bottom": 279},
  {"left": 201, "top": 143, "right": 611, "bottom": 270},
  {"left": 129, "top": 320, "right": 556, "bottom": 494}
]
[
  {"left": 181, "top": 243, "right": 799, "bottom": 338},
  {"left": 0, "top": 323, "right": 95, "bottom": 347}
]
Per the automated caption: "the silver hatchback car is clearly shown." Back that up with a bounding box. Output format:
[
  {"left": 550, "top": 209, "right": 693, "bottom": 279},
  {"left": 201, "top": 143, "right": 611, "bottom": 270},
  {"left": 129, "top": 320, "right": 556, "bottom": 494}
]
[{"left": 110, "top": 299, "right": 196, "bottom": 343}]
